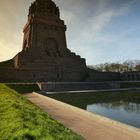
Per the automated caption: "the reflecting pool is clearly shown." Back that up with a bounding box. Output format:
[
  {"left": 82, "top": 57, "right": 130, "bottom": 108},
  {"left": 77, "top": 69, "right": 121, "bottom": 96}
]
[{"left": 46, "top": 91, "right": 140, "bottom": 128}]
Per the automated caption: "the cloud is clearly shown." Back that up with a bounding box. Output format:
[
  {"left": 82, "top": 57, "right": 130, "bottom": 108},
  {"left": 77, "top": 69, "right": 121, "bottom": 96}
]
[
  {"left": 0, "top": 39, "right": 14, "bottom": 61},
  {"left": 64, "top": 2, "right": 129, "bottom": 44},
  {"left": 0, "top": 0, "right": 30, "bottom": 62},
  {"left": 0, "top": 35, "right": 22, "bottom": 61},
  {"left": 0, "top": 0, "right": 139, "bottom": 65},
  {"left": 57, "top": 0, "right": 135, "bottom": 64}
]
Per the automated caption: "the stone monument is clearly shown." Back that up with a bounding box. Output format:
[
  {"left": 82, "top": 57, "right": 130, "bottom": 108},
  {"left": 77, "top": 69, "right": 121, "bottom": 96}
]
[{"left": 0, "top": 0, "right": 88, "bottom": 82}]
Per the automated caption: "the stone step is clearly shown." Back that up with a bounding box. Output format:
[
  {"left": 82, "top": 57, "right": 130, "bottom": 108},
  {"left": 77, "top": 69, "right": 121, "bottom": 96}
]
[{"left": 24, "top": 63, "right": 55, "bottom": 69}]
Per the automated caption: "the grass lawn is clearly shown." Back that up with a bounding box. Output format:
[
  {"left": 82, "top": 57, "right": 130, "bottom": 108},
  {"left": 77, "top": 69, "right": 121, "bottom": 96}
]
[{"left": 0, "top": 84, "right": 83, "bottom": 140}]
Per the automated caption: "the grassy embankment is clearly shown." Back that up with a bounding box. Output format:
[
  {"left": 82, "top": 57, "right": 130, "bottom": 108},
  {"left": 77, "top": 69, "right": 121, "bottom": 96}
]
[
  {"left": 0, "top": 84, "right": 82, "bottom": 140},
  {"left": 5, "top": 83, "right": 40, "bottom": 94}
]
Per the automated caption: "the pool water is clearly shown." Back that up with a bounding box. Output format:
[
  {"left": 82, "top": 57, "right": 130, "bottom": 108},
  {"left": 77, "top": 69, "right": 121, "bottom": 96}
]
[{"left": 46, "top": 91, "right": 140, "bottom": 128}]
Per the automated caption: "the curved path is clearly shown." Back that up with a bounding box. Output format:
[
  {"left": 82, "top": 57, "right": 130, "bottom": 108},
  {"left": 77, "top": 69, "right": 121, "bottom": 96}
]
[{"left": 23, "top": 92, "right": 140, "bottom": 140}]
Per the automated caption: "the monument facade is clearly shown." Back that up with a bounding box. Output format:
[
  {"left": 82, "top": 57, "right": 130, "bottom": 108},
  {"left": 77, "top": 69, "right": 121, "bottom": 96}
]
[
  {"left": 0, "top": 0, "right": 123, "bottom": 83},
  {"left": 0, "top": 0, "right": 88, "bottom": 82}
]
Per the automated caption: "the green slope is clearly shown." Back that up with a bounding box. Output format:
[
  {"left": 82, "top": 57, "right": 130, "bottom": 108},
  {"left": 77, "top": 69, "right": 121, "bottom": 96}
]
[{"left": 0, "top": 84, "right": 82, "bottom": 140}]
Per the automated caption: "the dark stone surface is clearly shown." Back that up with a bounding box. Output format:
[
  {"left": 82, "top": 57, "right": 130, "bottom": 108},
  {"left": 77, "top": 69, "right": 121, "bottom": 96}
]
[{"left": 0, "top": 0, "right": 87, "bottom": 82}]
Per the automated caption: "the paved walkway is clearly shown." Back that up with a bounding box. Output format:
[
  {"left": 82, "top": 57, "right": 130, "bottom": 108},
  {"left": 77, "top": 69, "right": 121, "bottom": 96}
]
[{"left": 23, "top": 92, "right": 140, "bottom": 140}]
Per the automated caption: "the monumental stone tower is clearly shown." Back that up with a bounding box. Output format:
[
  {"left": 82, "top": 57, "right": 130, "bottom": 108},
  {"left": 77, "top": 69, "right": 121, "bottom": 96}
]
[{"left": 0, "top": 0, "right": 88, "bottom": 82}]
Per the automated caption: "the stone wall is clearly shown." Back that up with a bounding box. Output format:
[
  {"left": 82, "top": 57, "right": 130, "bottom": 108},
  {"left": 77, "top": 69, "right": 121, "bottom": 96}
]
[
  {"left": 87, "top": 69, "right": 121, "bottom": 82},
  {"left": 0, "top": 67, "right": 87, "bottom": 82},
  {"left": 39, "top": 82, "right": 120, "bottom": 92},
  {"left": 122, "top": 71, "right": 140, "bottom": 81}
]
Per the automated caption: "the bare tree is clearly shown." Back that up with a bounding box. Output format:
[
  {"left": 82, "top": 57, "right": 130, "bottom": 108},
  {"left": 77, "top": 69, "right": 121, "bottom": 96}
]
[{"left": 89, "top": 59, "right": 140, "bottom": 72}]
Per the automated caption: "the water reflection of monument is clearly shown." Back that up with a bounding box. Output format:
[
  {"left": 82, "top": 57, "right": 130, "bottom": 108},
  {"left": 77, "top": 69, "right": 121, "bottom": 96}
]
[
  {"left": 47, "top": 92, "right": 140, "bottom": 111},
  {"left": 47, "top": 92, "right": 140, "bottom": 128}
]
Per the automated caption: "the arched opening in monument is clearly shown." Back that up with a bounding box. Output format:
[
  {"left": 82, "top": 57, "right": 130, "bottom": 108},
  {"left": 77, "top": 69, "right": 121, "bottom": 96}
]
[
  {"left": 54, "top": 64, "right": 63, "bottom": 82},
  {"left": 44, "top": 38, "right": 60, "bottom": 57}
]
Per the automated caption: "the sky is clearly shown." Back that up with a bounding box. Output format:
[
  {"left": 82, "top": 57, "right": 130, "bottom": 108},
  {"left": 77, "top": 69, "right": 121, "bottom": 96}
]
[{"left": 0, "top": 0, "right": 140, "bottom": 65}]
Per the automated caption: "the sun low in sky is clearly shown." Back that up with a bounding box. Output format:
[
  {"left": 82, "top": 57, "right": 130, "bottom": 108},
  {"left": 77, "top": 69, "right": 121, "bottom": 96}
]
[{"left": 0, "top": 0, "right": 140, "bottom": 65}]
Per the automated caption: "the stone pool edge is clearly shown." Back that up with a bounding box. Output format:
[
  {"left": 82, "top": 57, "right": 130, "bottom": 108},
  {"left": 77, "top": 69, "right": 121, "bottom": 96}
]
[{"left": 41, "top": 87, "right": 140, "bottom": 94}]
